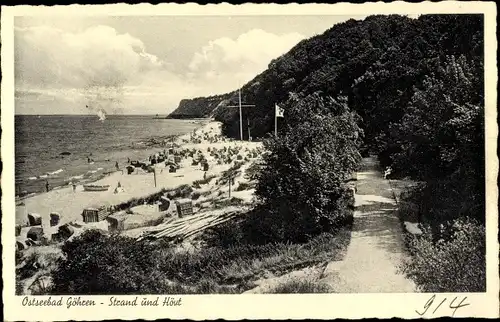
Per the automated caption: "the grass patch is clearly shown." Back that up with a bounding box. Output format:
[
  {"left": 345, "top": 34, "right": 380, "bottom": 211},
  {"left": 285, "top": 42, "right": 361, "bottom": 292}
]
[
  {"left": 113, "top": 184, "right": 193, "bottom": 212},
  {"left": 156, "top": 227, "right": 350, "bottom": 292},
  {"left": 16, "top": 248, "right": 63, "bottom": 295},
  {"left": 265, "top": 279, "right": 332, "bottom": 294},
  {"left": 213, "top": 197, "right": 244, "bottom": 209},
  {"left": 47, "top": 224, "right": 351, "bottom": 294}
]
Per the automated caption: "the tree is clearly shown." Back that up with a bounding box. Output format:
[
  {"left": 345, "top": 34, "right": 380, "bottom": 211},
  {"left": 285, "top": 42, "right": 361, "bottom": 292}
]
[
  {"left": 389, "top": 55, "right": 484, "bottom": 225},
  {"left": 389, "top": 55, "right": 483, "bottom": 178},
  {"left": 253, "top": 92, "right": 362, "bottom": 242}
]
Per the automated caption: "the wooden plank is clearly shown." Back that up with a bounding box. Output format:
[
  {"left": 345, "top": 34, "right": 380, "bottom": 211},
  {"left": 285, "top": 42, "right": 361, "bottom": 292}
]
[{"left": 137, "top": 208, "right": 244, "bottom": 241}]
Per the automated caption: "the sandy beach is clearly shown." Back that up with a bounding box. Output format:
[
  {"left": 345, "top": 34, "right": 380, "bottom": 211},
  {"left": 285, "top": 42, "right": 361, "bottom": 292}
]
[{"left": 15, "top": 121, "right": 263, "bottom": 229}]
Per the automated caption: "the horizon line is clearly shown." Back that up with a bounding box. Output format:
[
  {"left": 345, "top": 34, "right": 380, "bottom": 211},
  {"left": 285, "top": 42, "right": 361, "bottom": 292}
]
[{"left": 15, "top": 113, "right": 173, "bottom": 116}]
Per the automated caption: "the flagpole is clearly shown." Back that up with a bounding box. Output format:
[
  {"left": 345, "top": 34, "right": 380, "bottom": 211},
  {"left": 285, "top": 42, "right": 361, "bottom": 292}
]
[
  {"left": 275, "top": 104, "right": 278, "bottom": 136},
  {"left": 247, "top": 118, "right": 251, "bottom": 141},
  {"left": 239, "top": 88, "right": 243, "bottom": 140},
  {"left": 227, "top": 84, "right": 255, "bottom": 141}
]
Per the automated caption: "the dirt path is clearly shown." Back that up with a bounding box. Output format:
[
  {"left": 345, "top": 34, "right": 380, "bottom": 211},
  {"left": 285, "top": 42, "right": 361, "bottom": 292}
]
[{"left": 319, "top": 157, "right": 417, "bottom": 292}]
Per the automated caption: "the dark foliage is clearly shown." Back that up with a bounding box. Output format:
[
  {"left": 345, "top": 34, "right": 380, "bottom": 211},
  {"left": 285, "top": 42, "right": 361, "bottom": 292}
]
[
  {"left": 50, "top": 230, "right": 173, "bottom": 294},
  {"left": 250, "top": 93, "right": 361, "bottom": 242},
  {"left": 401, "top": 218, "right": 486, "bottom": 292}
]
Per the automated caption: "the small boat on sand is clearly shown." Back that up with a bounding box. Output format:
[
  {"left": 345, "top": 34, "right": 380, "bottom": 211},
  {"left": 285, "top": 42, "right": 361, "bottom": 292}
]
[{"left": 83, "top": 184, "right": 110, "bottom": 192}]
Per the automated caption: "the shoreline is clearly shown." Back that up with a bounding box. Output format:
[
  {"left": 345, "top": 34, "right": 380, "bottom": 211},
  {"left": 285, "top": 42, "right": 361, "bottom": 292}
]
[
  {"left": 15, "top": 120, "right": 262, "bottom": 229},
  {"left": 15, "top": 119, "right": 211, "bottom": 202}
]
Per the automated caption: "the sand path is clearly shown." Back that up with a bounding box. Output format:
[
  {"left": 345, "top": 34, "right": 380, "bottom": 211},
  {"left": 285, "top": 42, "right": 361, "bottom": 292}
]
[{"left": 319, "top": 157, "right": 417, "bottom": 292}]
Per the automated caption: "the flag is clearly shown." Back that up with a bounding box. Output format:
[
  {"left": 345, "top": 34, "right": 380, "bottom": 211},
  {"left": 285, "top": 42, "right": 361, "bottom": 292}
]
[{"left": 275, "top": 104, "right": 284, "bottom": 118}]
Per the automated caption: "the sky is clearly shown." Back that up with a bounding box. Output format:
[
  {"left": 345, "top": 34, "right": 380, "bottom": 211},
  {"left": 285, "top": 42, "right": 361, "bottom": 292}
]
[{"left": 14, "top": 15, "right": 368, "bottom": 115}]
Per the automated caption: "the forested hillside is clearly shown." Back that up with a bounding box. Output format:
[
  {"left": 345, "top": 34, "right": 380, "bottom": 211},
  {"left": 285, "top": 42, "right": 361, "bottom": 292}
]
[{"left": 172, "top": 15, "right": 482, "bottom": 145}]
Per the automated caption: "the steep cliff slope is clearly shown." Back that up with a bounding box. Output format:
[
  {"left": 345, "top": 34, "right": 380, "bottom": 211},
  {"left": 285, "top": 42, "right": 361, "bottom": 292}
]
[{"left": 168, "top": 94, "right": 233, "bottom": 119}]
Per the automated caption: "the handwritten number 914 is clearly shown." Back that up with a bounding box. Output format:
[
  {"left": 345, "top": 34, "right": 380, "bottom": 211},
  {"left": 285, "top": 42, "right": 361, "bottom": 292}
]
[{"left": 416, "top": 295, "right": 470, "bottom": 317}]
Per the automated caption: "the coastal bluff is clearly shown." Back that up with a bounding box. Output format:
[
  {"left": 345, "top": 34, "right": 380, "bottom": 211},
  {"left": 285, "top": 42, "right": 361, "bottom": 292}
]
[{"left": 167, "top": 94, "right": 231, "bottom": 119}]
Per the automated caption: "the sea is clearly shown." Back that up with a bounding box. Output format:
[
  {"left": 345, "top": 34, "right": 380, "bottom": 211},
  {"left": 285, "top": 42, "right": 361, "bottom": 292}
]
[{"left": 14, "top": 115, "right": 204, "bottom": 197}]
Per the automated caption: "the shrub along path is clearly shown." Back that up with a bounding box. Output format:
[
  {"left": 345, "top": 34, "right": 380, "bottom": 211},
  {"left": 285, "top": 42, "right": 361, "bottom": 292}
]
[{"left": 319, "top": 157, "right": 417, "bottom": 292}]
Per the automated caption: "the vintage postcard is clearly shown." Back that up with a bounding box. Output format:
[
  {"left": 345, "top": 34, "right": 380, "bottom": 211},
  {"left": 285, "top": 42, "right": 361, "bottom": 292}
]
[{"left": 1, "top": 2, "right": 498, "bottom": 320}]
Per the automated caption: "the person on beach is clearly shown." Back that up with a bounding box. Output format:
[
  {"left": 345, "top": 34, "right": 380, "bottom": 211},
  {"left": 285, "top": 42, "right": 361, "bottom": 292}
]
[
  {"left": 45, "top": 181, "right": 50, "bottom": 192},
  {"left": 115, "top": 161, "right": 119, "bottom": 171},
  {"left": 72, "top": 182, "right": 76, "bottom": 192}
]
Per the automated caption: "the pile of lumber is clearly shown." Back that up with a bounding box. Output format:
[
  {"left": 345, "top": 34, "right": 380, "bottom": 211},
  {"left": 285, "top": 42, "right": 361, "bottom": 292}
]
[{"left": 137, "top": 206, "right": 247, "bottom": 242}]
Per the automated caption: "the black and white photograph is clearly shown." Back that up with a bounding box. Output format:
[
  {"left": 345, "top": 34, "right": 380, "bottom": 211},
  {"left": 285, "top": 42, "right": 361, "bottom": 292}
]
[{"left": 2, "top": 2, "right": 498, "bottom": 320}]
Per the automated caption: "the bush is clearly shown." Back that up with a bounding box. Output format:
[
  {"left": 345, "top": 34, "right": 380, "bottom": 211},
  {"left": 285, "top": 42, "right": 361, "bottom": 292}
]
[
  {"left": 16, "top": 279, "right": 24, "bottom": 295},
  {"left": 213, "top": 197, "right": 244, "bottom": 209},
  {"left": 244, "top": 162, "right": 262, "bottom": 180},
  {"left": 16, "top": 252, "right": 41, "bottom": 280},
  {"left": 192, "top": 174, "right": 216, "bottom": 186},
  {"left": 15, "top": 249, "right": 24, "bottom": 265},
  {"left": 218, "top": 166, "right": 242, "bottom": 186},
  {"left": 400, "top": 179, "right": 484, "bottom": 233},
  {"left": 253, "top": 92, "right": 362, "bottom": 242},
  {"left": 400, "top": 218, "right": 485, "bottom": 292},
  {"left": 235, "top": 182, "right": 254, "bottom": 191},
  {"left": 50, "top": 230, "right": 173, "bottom": 294}
]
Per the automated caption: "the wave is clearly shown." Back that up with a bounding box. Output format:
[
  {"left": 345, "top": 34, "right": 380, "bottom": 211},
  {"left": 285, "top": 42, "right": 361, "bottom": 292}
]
[
  {"left": 28, "top": 176, "right": 37, "bottom": 180},
  {"left": 70, "top": 175, "right": 84, "bottom": 180},
  {"left": 97, "top": 167, "right": 103, "bottom": 171},
  {"left": 47, "top": 169, "right": 64, "bottom": 176}
]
